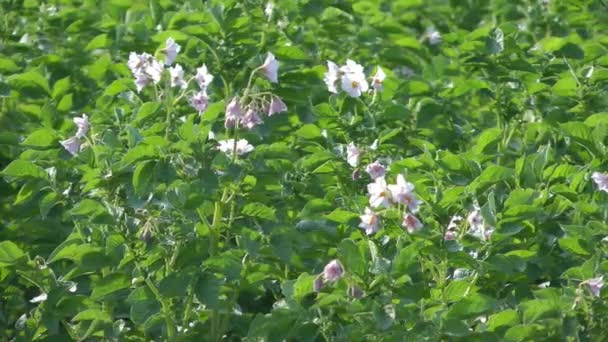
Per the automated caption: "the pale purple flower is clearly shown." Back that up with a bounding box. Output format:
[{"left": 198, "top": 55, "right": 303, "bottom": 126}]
[
  {"left": 323, "top": 260, "right": 344, "bottom": 282},
  {"left": 358, "top": 207, "right": 380, "bottom": 235},
  {"left": 346, "top": 142, "right": 360, "bottom": 167},
  {"left": 241, "top": 108, "right": 263, "bottom": 129},
  {"left": 367, "top": 177, "right": 392, "bottom": 208},
  {"left": 128, "top": 52, "right": 163, "bottom": 92},
  {"left": 195, "top": 64, "right": 214, "bottom": 90},
  {"left": 144, "top": 57, "right": 163, "bottom": 84},
  {"left": 402, "top": 213, "right": 422, "bottom": 233},
  {"left": 592, "top": 172, "right": 608, "bottom": 193},
  {"left": 163, "top": 37, "right": 181, "bottom": 66},
  {"left": 169, "top": 64, "right": 186, "bottom": 89},
  {"left": 190, "top": 90, "right": 209, "bottom": 114},
  {"left": 444, "top": 230, "right": 457, "bottom": 241},
  {"left": 268, "top": 96, "right": 287, "bottom": 116},
  {"left": 60, "top": 136, "right": 81, "bottom": 156},
  {"left": 217, "top": 139, "right": 254, "bottom": 157},
  {"left": 324, "top": 61, "right": 340, "bottom": 93},
  {"left": 585, "top": 276, "right": 604, "bottom": 297},
  {"left": 225, "top": 97, "right": 243, "bottom": 128},
  {"left": 127, "top": 52, "right": 150, "bottom": 75},
  {"left": 388, "top": 174, "right": 419, "bottom": 212},
  {"left": 73, "top": 114, "right": 89, "bottom": 138},
  {"left": 365, "top": 161, "right": 385, "bottom": 180},
  {"left": 260, "top": 52, "right": 279, "bottom": 83},
  {"left": 371, "top": 67, "right": 386, "bottom": 91}
]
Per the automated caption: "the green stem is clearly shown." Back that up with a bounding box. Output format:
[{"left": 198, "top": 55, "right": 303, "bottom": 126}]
[{"left": 165, "top": 73, "right": 174, "bottom": 139}]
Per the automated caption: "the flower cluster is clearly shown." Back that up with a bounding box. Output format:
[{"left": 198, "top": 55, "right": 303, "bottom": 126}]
[
  {"left": 324, "top": 59, "right": 385, "bottom": 97},
  {"left": 127, "top": 38, "right": 216, "bottom": 116},
  {"left": 363, "top": 174, "right": 422, "bottom": 234},
  {"left": 216, "top": 52, "right": 286, "bottom": 158},
  {"left": 443, "top": 205, "right": 494, "bottom": 242},
  {"left": 60, "top": 114, "right": 89, "bottom": 156}
]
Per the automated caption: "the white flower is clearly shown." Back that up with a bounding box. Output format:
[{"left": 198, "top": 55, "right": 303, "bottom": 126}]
[
  {"left": 359, "top": 207, "right": 380, "bottom": 235},
  {"left": 387, "top": 174, "right": 419, "bottom": 212},
  {"left": 241, "top": 108, "right": 263, "bottom": 129},
  {"left": 340, "top": 68, "right": 369, "bottom": 98},
  {"left": 365, "top": 161, "right": 385, "bottom": 180},
  {"left": 592, "top": 172, "right": 608, "bottom": 193},
  {"left": 467, "top": 207, "right": 484, "bottom": 233},
  {"left": 367, "top": 177, "right": 392, "bottom": 208},
  {"left": 30, "top": 293, "right": 47, "bottom": 303},
  {"left": 585, "top": 276, "right": 604, "bottom": 297},
  {"left": 225, "top": 97, "right": 243, "bottom": 128},
  {"left": 371, "top": 67, "right": 386, "bottom": 91},
  {"left": 324, "top": 61, "right": 340, "bottom": 93},
  {"left": 60, "top": 136, "right": 81, "bottom": 156},
  {"left": 340, "top": 59, "right": 365, "bottom": 75},
  {"left": 195, "top": 64, "right": 214, "bottom": 90},
  {"left": 467, "top": 207, "right": 492, "bottom": 241},
  {"left": 369, "top": 139, "right": 379, "bottom": 150},
  {"left": 169, "top": 64, "right": 186, "bottom": 89},
  {"left": 260, "top": 52, "right": 279, "bottom": 83},
  {"left": 323, "top": 260, "right": 344, "bottom": 282},
  {"left": 264, "top": 2, "right": 274, "bottom": 19},
  {"left": 268, "top": 96, "right": 287, "bottom": 116},
  {"left": 190, "top": 90, "right": 209, "bottom": 114},
  {"left": 346, "top": 142, "right": 360, "bottom": 167},
  {"left": 163, "top": 37, "right": 181, "bottom": 66},
  {"left": 217, "top": 139, "right": 254, "bottom": 157},
  {"left": 427, "top": 28, "right": 442, "bottom": 45},
  {"left": 73, "top": 114, "right": 89, "bottom": 138},
  {"left": 402, "top": 213, "right": 422, "bottom": 233}
]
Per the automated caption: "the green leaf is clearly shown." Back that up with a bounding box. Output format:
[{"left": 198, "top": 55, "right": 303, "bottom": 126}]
[
  {"left": 135, "top": 102, "right": 162, "bottom": 123},
  {"left": 85, "top": 34, "right": 109, "bottom": 51},
  {"left": 1, "top": 160, "right": 47, "bottom": 179},
  {"left": 558, "top": 237, "right": 590, "bottom": 256},
  {"left": 324, "top": 209, "right": 359, "bottom": 223},
  {"left": 470, "top": 165, "right": 514, "bottom": 192},
  {"left": 7, "top": 70, "right": 51, "bottom": 94},
  {"left": 22, "top": 128, "right": 59, "bottom": 147},
  {"left": 73, "top": 309, "right": 113, "bottom": 322},
  {"left": 242, "top": 202, "right": 277, "bottom": 221},
  {"left": 487, "top": 309, "right": 519, "bottom": 331},
  {"left": 133, "top": 161, "right": 155, "bottom": 195},
  {"left": 295, "top": 124, "right": 323, "bottom": 140},
  {"left": 447, "top": 293, "right": 497, "bottom": 319},
  {"left": 0, "top": 57, "right": 20, "bottom": 73},
  {"left": 338, "top": 239, "right": 366, "bottom": 277},
  {"left": 158, "top": 273, "right": 192, "bottom": 297},
  {"left": 91, "top": 273, "right": 130, "bottom": 299},
  {"left": 552, "top": 76, "right": 577, "bottom": 97},
  {"left": 0, "top": 241, "right": 26, "bottom": 266}
]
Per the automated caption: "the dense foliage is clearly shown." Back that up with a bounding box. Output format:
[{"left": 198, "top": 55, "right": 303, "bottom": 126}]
[{"left": 2, "top": 0, "right": 608, "bottom": 340}]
